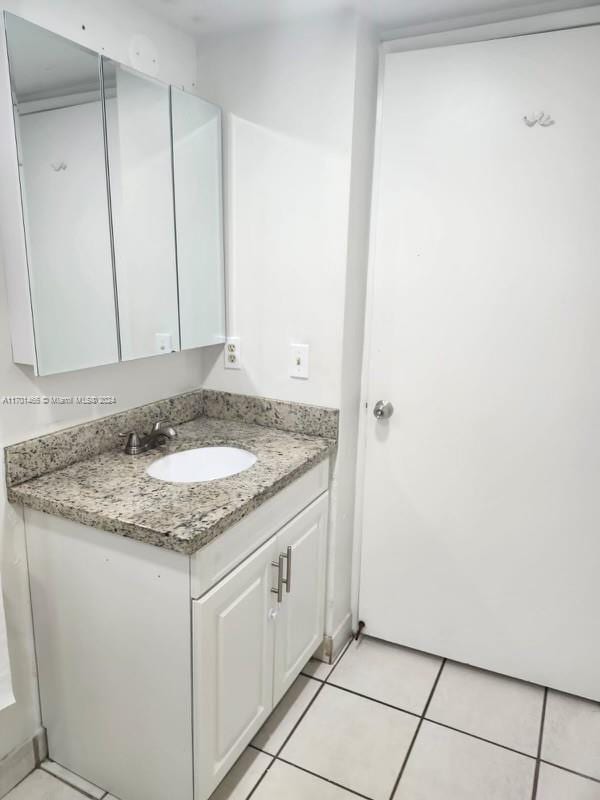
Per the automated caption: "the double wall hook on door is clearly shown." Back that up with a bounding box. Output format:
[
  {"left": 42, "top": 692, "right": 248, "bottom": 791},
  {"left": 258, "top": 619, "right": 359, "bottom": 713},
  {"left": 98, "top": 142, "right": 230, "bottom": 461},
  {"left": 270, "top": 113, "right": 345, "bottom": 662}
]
[{"left": 523, "top": 112, "right": 555, "bottom": 127}]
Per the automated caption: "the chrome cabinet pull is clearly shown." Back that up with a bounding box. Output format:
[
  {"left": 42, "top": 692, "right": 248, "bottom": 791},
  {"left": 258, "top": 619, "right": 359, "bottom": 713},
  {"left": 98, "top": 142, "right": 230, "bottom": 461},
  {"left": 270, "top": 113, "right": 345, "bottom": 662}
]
[
  {"left": 271, "top": 554, "right": 284, "bottom": 603},
  {"left": 283, "top": 546, "right": 292, "bottom": 593}
]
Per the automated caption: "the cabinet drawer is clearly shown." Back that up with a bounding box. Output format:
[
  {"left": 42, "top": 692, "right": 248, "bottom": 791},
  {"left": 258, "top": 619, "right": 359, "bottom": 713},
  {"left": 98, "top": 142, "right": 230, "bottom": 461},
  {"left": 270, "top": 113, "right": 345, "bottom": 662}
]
[{"left": 191, "top": 458, "right": 329, "bottom": 598}]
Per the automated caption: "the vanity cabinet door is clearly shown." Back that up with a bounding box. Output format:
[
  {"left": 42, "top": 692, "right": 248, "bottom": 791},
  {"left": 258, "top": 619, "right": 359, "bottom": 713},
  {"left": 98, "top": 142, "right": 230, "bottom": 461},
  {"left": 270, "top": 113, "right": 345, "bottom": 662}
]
[
  {"left": 273, "top": 493, "right": 328, "bottom": 704},
  {"left": 193, "top": 536, "right": 279, "bottom": 800}
]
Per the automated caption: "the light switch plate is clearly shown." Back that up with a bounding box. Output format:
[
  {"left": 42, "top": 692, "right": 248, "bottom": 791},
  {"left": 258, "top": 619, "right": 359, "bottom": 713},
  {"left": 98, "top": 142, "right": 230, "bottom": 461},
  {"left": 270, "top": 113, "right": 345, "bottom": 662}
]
[
  {"left": 224, "top": 337, "right": 241, "bottom": 369},
  {"left": 155, "top": 333, "right": 173, "bottom": 354},
  {"left": 289, "top": 343, "right": 309, "bottom": 379}
]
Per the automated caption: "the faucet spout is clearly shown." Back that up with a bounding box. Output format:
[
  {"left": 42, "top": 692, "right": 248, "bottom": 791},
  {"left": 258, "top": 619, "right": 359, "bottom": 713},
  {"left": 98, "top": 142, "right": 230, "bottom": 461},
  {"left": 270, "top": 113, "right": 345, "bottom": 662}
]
[
  {"left": 150, "top": 420, "right": 177, "bottom": 443},
  {"left": 119, "top": 420, "right": 177, "bottom": 455}
]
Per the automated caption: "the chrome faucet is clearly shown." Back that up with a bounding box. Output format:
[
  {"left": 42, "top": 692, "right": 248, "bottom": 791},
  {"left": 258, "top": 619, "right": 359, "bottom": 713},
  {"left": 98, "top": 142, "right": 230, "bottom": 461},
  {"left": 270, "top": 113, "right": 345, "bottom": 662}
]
[{"left": 119, "top": 420, "right": 177, "bottom": 455}]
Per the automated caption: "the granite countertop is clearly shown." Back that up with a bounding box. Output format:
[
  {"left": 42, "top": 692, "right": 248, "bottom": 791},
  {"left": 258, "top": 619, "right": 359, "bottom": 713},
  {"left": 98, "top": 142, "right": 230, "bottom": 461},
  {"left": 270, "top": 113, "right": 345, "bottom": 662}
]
[{"left": 8, "top": 416, "right": 334, "bottom": 555}]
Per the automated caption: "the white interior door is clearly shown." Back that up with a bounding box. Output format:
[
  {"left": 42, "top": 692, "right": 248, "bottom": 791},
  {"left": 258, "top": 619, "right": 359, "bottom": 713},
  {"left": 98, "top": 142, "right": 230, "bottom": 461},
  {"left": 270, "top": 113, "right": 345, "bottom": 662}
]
[{"left": 359, "top": 25, "right": 600, "bottom": 701}]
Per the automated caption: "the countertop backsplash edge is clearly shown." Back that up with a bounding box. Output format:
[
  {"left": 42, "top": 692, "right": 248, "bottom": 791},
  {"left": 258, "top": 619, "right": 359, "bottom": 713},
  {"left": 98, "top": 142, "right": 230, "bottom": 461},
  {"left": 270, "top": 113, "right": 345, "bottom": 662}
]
[{"left": 4, "top": 389, "right": 339, "bottom": 487}]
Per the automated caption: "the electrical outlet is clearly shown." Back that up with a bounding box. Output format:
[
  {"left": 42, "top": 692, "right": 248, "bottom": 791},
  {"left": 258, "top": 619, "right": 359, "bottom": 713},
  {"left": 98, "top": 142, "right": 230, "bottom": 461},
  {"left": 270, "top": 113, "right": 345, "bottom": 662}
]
[
  {"left": 289, "top": 343, "right": 309, "bottom": 379},
  {"left": 224, "top": 337, "right": 241, "bottom": 369},
  {"left": 155, "top": 333, "right": 173, "bottom": 354}
]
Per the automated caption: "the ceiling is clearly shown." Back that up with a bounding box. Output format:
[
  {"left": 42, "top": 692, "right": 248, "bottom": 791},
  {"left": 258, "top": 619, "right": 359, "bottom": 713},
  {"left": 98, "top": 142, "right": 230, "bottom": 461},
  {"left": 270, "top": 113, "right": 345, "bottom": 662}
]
[{"left": 133, "top": 0, "right": 595, "bottom": 36}]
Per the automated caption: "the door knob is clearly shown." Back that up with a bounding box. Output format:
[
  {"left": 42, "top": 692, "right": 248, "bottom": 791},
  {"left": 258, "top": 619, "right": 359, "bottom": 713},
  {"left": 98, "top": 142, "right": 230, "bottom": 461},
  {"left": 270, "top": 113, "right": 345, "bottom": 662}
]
[{"left": 373, "top": 400, "right": 394, "bottom": 420}]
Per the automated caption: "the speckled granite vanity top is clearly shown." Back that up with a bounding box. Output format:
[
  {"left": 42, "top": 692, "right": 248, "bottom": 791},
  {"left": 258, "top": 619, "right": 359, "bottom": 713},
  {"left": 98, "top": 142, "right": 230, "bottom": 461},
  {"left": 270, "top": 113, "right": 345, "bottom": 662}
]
[{"left": 5, "top": 391, "right": 337, "bottom": 555}]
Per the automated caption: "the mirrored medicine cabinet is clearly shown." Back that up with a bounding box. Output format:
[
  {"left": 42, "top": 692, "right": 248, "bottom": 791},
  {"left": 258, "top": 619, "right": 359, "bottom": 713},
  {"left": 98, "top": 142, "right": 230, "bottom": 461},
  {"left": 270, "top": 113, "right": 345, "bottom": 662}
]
[{"left": 0, "top": 13, "right": 225, "bottom": 376}]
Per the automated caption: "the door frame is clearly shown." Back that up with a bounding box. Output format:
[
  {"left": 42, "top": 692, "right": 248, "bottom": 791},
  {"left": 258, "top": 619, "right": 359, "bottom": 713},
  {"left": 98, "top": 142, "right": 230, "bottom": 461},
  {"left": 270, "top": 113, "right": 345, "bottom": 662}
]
[{"left": 350, "top": 3, "right": 600, "bottom": 632}]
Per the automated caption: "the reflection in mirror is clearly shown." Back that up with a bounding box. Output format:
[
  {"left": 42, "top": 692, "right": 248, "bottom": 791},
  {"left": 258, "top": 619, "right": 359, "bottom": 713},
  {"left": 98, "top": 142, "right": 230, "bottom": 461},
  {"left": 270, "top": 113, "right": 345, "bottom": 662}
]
[
  {"left": 103, "top": 59, "right": 180, "bottom": 361},
  {"left": 171, "top": 89, "right": 226, "bottom": 349},
  {"left": 4, "top": 13, "right": 118, "bottom": 375}
]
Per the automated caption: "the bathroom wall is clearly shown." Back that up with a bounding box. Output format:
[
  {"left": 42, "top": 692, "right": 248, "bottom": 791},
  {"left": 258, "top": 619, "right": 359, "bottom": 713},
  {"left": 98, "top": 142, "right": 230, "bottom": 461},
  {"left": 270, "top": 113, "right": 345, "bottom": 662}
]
[
  {"left": 195, "top": 13, "right": 379, "bottom": 647},
  {"left": 0, "top": 0, "right": 202, "bottom": 765}
]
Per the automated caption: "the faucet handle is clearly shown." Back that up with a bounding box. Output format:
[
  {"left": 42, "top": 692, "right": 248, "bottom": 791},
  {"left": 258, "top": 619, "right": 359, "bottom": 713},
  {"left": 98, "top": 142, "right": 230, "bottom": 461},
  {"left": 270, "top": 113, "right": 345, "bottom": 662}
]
[
  {"left": 119, "top": 431, "right": 145, "bottom": 455},
  {"left": 151, "top": 420, "right": 177, "bottom": 439}
]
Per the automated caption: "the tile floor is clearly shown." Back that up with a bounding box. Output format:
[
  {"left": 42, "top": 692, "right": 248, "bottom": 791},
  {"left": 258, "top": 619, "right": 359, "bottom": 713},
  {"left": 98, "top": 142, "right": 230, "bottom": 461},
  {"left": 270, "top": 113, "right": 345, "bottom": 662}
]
[{"left": 7, "top": 636, "right": 600, "bottom": 799}]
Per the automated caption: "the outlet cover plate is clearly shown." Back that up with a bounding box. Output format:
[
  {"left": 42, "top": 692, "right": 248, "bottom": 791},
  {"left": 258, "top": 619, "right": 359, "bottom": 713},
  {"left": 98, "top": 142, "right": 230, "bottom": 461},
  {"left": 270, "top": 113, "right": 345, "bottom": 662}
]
[{"left": 224, "top": 337, "right": 241, "bottom": 369}]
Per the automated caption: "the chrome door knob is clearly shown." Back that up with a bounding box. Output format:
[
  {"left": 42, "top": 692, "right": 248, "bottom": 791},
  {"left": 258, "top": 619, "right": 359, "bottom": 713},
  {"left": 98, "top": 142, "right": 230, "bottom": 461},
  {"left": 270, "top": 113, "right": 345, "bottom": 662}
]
[{"left": 373, "top": 400, "right": 394, "bottom": 420}]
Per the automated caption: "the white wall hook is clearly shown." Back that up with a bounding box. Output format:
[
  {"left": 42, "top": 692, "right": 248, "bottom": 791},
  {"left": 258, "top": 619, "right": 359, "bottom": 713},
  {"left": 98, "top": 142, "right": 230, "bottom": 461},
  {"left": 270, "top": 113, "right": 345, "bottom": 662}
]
[
  {"left": 523, "top": 111, "right": 555, "bottom": 127},
  {"left": 51, "top": 161, "right": 67, "bottom": 171},
  {"left": 539, "top": 113, "right": 555, "bottom": 127}
]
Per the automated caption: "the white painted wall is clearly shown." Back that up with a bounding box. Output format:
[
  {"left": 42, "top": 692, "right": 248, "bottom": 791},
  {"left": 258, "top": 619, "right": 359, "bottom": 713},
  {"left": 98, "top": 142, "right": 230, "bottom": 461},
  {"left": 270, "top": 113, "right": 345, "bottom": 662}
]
[
  {"left": 196, "top": 14, "right": 358, "bottom": 407},
  {"left": 195, "top": 13, "right": 379, "bottom": 646},
  {"left": 0, "top": 0, "right": 200, "bottom": 765}
]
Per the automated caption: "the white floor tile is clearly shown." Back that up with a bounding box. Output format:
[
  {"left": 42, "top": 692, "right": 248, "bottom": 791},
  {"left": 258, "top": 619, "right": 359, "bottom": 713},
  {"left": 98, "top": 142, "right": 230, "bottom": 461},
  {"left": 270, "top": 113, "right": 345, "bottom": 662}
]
[
  {"left": 301, "top": 641, "right": 350, "bottom": 681},
  {"left": 252, "top": 675, "right": 321, "bottom": 754},
  {"left": 301, "top": 659, "right": 334, "bottom": 680},
  {"left": 394, "top": 722, "right": 535, "bottom": 799},
  {"left": 253, "top": 761, "right": 357, "bottom": 799},
  {"left": 542, "top": 690, "right": 600, "bottom": 780},
  {"left": 5, "top": 769, "right": 88, "bottom": 799},
  {"left": 426, "top": 661, "right": 544, "bottom": 755},
  {"left": 41, "top": 761, "right": 105, "bottom": 798},
  {"left": 281, "top": 684, "right": 419, "bottom": 800},
  {"left": 329, "top": 636, "right": 442, "bottom": 714},
  {"left": 209, "top": 748, "right": 272, "bottom": 800},
  {"left": 537, "top": 764, "right": 600, "bottom": 800}
]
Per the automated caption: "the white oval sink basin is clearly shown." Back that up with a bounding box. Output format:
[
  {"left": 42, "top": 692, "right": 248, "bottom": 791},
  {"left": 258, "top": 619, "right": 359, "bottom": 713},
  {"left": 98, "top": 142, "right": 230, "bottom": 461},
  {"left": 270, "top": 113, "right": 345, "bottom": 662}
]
[{"left": 146, "top": 447, "right": 257, "bottom": 484}]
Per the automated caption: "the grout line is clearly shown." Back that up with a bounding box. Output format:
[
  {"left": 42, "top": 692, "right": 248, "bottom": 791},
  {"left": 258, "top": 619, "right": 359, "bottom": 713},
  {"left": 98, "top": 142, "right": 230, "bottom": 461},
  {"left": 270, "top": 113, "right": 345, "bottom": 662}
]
[
  {"left": 245, "top": 639, "right": 354, "bottom": 800},
  {"left": 273, "top": 638, "right": 353, "bottom": 760},
  {"left": 299, "top": 670, "right": 325, "bottom": 683},
  {"left": 249, "top": 640, "right": 600, "bottom": 799},
  {"left": 248, "top": 743, "right": 266, "bottom": 754},
  {"left": 303, "top": 674, "right": 325, "bottom": 686},
  {"left": 244, "top": 757, "right": 273, "bottom": 800},
  {"left": 323, "top": 638, "right": 354, "bottom": 684},
  {"left": 422, "top": 717, "right": 537, "bottom": 760},
  {"left": 317, "top": 668, "right": 538, "bottom": 761},
  {"left": 387, "top": 658, "right": 447, "bottom": 800},
  {"left": 531, "top": 687, "right": 548, "bottom": 799},
  {"left": 258, "top": 650, "right": 554, "bottom": 791},
  {"left": 39, "top": 764, "right": 105, "bottom": 800},
  {"left": 327, "top": 681, "right": 421, "bottom": 718},
  {"left": 540, "top": 759, "right": 600, "bottom": 786},
  {"left": 275, "top": 757, "right": 375, "bottom": 800},
  {"left": 309, "top": 674, "right": 540, "bottom": 763}
]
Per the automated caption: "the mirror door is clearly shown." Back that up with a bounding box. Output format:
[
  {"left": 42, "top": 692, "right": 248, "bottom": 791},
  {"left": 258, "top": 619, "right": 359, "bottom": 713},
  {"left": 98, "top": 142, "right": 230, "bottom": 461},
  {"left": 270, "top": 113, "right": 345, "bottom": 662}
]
[
  {"left": 3, "top": 16, "right": 226, "bottom": 376},
  {"left": 5, "top": 14, "right": 118, "bottom": 375},
  {"left": 103, "top": 59, "right": 180, "bottom": 361},
  {"left": 171, "top": 88, "right": 225, "bottom": 349}
]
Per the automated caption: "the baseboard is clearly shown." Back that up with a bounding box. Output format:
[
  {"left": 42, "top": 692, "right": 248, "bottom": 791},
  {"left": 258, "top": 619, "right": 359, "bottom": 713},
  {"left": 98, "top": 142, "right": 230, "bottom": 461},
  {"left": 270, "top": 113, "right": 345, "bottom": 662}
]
[
  {"left": 0, "top": 728, "right": 47, "bottom": 798},
  {"left": 314, "top": 612, "right": 353, "bottom": 664}
]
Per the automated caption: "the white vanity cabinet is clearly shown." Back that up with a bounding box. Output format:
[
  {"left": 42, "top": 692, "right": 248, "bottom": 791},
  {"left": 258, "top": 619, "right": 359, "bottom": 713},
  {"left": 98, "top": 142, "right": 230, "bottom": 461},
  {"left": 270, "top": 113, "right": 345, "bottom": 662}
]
[
  {"left": 25, "top": 460, "right": 329, "bottom": 800},
  {"left": 193, "top": 494, "right": 328, "bottom": 798}
]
